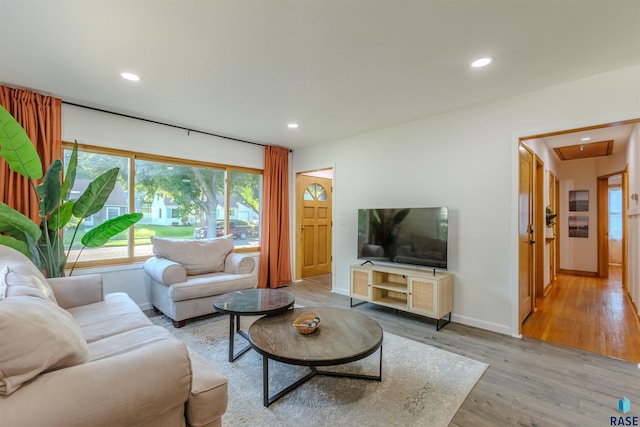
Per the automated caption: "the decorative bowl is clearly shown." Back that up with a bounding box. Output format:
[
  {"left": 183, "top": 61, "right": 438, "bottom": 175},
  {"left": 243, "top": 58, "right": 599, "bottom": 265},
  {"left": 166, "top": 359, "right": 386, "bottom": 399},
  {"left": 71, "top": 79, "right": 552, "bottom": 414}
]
[{"left": 293, "top": 312, "right": 320, "bottom": 334}]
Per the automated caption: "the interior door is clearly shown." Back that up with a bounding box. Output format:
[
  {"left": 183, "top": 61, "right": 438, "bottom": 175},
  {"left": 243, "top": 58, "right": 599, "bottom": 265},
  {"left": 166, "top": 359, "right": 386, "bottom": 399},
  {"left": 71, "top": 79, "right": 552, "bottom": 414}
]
[
  {"left": 597, "top": 176, "right": 610, "bottom": 278},
  {"left": 299, "top": 175, "right": 332, "bottom": 278},
  {"left": 518, "top": 143, "right": 535, "bottom": 324}
]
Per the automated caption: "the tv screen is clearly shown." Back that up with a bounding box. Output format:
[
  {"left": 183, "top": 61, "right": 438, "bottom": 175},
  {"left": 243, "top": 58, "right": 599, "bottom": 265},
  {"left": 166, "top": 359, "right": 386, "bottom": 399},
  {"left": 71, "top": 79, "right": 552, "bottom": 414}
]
[{"left": 357, "top": 207, "right": 448, "bottom": 270}]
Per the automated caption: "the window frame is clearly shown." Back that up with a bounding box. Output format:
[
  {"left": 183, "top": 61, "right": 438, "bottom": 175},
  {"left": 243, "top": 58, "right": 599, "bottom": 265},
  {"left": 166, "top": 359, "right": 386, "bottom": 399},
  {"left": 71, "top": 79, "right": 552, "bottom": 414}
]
[{"left": 62, "top": 142, "right": 263, "bottom": 269}]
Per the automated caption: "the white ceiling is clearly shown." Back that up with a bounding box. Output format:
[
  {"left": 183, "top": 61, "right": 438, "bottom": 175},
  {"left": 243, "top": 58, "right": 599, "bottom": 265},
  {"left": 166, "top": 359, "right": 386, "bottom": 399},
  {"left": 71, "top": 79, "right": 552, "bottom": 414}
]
[{"left": 1, "top": 0, "right": 639, "bottom": 150}]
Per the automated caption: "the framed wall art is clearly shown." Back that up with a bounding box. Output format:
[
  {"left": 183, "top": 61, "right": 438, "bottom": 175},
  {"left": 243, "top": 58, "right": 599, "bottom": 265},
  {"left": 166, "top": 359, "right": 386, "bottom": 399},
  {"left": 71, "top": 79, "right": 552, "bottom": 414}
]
[
  {"left": 568, "top": 215, "right": 588, "bottom": 238},
  {"left": 569, "top": 190, "right": 588, "bottom": 211}
]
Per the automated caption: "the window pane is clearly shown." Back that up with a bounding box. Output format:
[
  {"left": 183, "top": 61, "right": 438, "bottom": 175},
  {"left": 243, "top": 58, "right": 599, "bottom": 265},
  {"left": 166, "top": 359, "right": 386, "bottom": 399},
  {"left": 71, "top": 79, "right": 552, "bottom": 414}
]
[
  {"left": 609, "top": 187, "right": 622, "bottom": 240},
  {"left": 134, "top": 159, "right": 226, "bottom": 256},
  {"left": 229, "top": 170, "right": 262, "bottom": 248},
  {"left": 63, "top": 149, "right": 131, "bottom": 262}
]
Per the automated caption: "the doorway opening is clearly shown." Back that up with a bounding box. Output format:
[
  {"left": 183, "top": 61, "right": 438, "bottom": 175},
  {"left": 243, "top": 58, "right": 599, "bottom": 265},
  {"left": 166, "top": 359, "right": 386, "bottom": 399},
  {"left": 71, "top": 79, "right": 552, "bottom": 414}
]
[{"left": 518, "top": 119, "right": 640, "bottom": 362}]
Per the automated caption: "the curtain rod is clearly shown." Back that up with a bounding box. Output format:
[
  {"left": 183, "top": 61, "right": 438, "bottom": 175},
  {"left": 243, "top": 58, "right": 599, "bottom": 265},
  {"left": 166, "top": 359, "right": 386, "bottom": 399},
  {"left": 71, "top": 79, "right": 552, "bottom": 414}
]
[{"left": 62, "top": 100, "right": 267, "bottom": 148}]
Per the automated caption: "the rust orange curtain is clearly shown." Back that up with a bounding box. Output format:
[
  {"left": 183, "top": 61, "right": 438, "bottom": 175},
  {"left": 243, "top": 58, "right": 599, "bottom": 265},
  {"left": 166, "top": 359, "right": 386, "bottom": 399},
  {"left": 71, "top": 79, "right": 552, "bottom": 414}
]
[
  {"left": 258, "top": 145, "right": 292, "bottom": 288},
  {"left": 0, "top": 85, "right": 62, "bottom": 223}
]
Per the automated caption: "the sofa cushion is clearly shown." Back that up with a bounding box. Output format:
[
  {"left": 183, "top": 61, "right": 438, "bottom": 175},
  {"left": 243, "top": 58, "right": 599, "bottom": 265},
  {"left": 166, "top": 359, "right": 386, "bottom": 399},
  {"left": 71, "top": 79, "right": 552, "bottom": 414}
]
[
  {"left": 0, "top": 295, "right": 89, "bottom": 395},
  {"left": 67, "top": 293, "right": 153, "bottom": 343},
  {"left": 151, "top": 235, "right": 234, "bottom": 275},
  {"left": 87, "top": 325, "right": 178, "bottom": 362}
]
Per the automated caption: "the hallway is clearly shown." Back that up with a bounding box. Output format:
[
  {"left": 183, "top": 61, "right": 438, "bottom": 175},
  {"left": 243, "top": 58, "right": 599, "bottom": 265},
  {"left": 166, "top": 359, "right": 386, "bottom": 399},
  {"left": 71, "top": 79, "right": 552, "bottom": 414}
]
[{"left": 522, "top": 266, "right": 640, "bottom": 362}]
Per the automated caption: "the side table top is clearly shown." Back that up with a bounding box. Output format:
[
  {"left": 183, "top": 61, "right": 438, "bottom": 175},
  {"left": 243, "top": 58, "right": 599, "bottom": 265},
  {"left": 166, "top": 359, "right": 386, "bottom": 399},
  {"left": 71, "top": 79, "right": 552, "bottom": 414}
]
[
  {"left": 248, "top": 306, "right": 383, "bottom": 367},
  {"left": 213, "top": 288, "right": 295, "bottom": 316}
]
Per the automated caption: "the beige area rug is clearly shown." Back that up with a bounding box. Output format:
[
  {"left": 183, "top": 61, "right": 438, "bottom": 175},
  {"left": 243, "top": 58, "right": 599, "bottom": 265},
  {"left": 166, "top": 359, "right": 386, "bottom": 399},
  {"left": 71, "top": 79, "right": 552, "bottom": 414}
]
[{"left": 152, "top": 314, "right": 488, "bottom": 427}]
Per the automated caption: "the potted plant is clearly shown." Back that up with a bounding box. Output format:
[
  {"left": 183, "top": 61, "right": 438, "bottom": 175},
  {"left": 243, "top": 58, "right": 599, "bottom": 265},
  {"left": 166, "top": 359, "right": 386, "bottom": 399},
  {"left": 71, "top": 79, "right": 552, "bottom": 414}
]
[
  {"left": 0, "top": 105, "right": 142, "bottom": 277},
  {"left": 545, "top": 206, "right": 557, "bottom": 227}
]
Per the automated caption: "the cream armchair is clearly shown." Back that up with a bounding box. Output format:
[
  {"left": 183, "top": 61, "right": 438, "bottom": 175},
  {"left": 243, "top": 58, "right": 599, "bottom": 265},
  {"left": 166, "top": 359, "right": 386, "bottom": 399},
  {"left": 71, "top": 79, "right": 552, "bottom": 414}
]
[{"left": 144, "top": 235, "right": 258, "bottom": 327}]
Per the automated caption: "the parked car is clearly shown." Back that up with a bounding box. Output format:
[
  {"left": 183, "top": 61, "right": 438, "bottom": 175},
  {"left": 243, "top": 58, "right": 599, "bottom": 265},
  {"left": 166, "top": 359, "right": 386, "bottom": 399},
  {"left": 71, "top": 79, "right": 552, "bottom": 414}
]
[
  {"left": 193, "top": 227, "right": 209, "bottom": 239},
  {"left": 224, "top": 220, "right": 257, "bottom": 239},
  {"left": 194, "top": 220, "right": 257, "bottom": 240}
]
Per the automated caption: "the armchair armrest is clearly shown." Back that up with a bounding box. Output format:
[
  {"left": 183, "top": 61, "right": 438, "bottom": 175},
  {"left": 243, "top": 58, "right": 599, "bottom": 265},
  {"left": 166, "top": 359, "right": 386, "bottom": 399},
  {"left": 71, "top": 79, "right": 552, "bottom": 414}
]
[
  {"left": 47, "top": 274, "right": 103, "bottom": 309},
  {"left": 0, "top": 338, "right": 192, "bottom": 427},
  {"left": 224, "top": 252, "right": 256, "bottom": 275},
  {"left": 143, "top": 256, "right": 187, "bottom": 285}
]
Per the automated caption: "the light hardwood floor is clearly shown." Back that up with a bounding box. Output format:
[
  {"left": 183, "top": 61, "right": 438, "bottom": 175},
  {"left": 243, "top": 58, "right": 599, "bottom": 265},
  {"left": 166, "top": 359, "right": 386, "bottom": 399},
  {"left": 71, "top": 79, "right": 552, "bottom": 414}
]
[
  {"left": 287, "top": 275, "right": 640, "bottom": 426},
  {"left": 522, "top": 266, "right": 640, "bottom": 363}
]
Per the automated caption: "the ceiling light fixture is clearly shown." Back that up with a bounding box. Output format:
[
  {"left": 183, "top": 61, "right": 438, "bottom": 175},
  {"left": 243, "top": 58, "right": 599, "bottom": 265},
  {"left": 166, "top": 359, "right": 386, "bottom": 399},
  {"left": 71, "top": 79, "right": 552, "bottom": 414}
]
[
  {"left": 287, "top": 123, "right": 299, "bottom": 129},
  {"left": 471, "top": 57, "right": 493, "bottom": 68},
  {"left": 581, "top": 137, "right": 591, "bottom": 141},
  {"left": 121, "top": 72, "right": 141, "bottom": 81}
]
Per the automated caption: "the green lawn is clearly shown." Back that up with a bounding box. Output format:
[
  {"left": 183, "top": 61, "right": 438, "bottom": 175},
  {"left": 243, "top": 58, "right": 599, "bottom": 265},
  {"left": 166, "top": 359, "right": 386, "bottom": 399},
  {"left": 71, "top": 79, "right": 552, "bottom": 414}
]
[{"left": 71, "top": 224, "right": 197, "bottom": 248}]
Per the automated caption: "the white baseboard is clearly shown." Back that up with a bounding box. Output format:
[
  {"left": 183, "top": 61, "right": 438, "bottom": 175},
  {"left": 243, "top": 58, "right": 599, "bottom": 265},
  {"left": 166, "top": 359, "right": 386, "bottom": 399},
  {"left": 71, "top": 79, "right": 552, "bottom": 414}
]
[
  {"left": 332, "top": 288, "right": 350, "bottom": 297},
  {"left": 450, "top": 313, "right": 511, "bottom": 336}
]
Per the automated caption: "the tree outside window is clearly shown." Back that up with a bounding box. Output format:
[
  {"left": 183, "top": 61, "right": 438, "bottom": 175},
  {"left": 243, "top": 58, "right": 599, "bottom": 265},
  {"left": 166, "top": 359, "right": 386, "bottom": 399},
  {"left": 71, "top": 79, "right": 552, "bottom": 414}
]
[{"left": 62, "top": 143, "right": 262, "bottom": 266}]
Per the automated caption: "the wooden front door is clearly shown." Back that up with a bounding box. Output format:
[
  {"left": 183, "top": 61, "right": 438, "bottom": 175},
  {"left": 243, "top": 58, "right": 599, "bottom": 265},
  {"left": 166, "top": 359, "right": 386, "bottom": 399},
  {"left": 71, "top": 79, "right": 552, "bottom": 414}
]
[
  {"left": 518, "top": 143, "right": 535, "bottom": 325},
  {"left": 299, "top": 175, "right": 332, "bottom": 278}
]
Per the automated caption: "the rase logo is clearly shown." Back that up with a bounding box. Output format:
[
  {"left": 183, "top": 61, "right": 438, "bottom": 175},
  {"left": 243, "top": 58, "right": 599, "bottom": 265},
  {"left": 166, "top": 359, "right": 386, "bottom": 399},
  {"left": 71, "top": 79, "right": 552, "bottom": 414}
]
[{"left": 611, "top": 398, "right": 638, "bottom": 426}]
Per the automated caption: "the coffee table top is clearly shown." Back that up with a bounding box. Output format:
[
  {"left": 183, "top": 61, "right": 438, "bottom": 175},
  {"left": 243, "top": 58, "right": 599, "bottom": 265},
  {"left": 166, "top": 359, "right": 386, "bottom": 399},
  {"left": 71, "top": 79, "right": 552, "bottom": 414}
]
[
  {"left": 213, "top": 288, "right": 295, "bottom": 316},
  {"left": 248, "top": 306, "right": 383, "bottom": 367}
]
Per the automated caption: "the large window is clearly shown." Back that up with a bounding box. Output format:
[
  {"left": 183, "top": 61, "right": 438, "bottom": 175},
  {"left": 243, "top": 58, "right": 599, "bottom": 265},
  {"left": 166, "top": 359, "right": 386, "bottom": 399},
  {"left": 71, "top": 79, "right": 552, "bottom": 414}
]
[{"left": 63, "top": 143, "right": 262, "bottom": 267}]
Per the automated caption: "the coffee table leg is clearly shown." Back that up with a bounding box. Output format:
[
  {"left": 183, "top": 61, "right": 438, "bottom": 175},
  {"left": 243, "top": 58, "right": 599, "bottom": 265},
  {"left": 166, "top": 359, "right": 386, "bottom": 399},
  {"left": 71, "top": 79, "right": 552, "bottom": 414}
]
[
  {"left": 262, "top": 357, "right": 315, "bottom": 407},
  {"left": 262, "top": 355, "right": 269, "bottom": 407},
  {"left": 228, "top": 314, "right": 235, "bottom": 362},
  {"left": 227, "top": 314, "right": 252, "bottom": 363}
]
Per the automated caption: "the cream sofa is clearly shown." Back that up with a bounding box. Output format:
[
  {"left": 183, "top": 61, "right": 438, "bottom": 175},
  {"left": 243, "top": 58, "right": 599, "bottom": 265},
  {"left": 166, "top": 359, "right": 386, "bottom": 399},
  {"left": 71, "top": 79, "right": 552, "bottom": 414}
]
[
  {"left": 144, "top": 235, "right": 258, "bottom": 328},
  {"left": 0, "top": 246, "right": 228, "bottom": 427}
]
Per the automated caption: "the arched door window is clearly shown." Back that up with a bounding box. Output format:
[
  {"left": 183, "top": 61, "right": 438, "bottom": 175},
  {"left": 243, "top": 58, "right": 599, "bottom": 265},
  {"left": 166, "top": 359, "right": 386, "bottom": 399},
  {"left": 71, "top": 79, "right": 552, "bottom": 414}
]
[{"left": 304, "top": 183, "right": 327, "bottom": 201}]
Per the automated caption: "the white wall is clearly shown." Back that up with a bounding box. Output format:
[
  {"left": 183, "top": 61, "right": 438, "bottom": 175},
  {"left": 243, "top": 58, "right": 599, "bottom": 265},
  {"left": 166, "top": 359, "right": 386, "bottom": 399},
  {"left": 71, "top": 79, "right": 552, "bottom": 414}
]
[
  {"left": 292, "top": 65, "right": 640, "bottom": 336},
  {"left": 556, "top": 152, "right": 627, "bottom": 273},
  {"left": 627, "top": 124, "right": 640, "bottom": 314},
  {"left": 62, "top": 105, "right": 265, "bottom": 309}
]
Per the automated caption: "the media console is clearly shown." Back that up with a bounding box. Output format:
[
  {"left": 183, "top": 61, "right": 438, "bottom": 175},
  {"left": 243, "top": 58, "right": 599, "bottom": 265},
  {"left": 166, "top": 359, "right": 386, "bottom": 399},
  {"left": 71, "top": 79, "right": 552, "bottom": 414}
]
[{"left": 350, "top": 263, "right": 453, "bottom": 330}]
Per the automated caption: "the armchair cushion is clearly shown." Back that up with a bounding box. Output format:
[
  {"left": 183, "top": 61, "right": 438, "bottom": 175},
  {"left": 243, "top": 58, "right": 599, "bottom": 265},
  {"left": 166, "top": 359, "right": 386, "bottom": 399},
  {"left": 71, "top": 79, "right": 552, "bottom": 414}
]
[
  {"left": 0, "top": 295, "right": 89, "bottom": 395},
  {"left": 151, "top": 235, "right": 234, "bottom": 275}
]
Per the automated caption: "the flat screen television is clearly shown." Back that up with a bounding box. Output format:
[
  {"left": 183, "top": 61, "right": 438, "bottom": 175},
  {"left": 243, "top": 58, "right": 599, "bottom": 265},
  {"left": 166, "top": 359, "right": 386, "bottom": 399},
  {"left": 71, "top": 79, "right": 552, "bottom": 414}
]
[{"left": 357, "top": 207, "right": 448, "bottom": 270}]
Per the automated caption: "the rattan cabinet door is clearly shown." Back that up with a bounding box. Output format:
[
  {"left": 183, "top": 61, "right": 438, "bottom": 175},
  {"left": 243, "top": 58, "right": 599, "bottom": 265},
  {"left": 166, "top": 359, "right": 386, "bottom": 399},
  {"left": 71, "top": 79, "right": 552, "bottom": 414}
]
[
  {"left": 408, "top": 277, "right": 437, "bottom": 317},
  {"left": 351, "top": 267, "right": 371, "bottom": 301}
]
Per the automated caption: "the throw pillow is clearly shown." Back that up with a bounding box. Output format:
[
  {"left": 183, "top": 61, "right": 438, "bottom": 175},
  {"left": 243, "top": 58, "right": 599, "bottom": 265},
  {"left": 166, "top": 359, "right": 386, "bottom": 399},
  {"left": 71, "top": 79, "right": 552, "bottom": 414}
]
[
  {"left": 0, "top": 266, "right": 57, "bottom": 303},
  {"left": 151, "top": 235, "right": 234, "bottom": 275},
  {"left": 0, "top": 246, "right": 58, "bottom": 304},
  {"left": 0, "top": 295, "right": 90, "bottom": 395}
]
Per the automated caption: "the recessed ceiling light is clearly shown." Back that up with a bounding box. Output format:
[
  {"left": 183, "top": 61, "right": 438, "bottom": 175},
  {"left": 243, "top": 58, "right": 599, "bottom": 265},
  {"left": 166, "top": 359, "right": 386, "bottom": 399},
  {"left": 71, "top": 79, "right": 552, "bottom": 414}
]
[
  {"left": 287, "top": 123, "right": 299, "bottom": 129},
  {"left": 121, "top": 72, "right": 141, "bottom": 81},
  {"left": 581, "top": 137, "right": 591, "bottom": 141},
  {"left": 471, "top": 57, "right": 493, "bottom": 68}
]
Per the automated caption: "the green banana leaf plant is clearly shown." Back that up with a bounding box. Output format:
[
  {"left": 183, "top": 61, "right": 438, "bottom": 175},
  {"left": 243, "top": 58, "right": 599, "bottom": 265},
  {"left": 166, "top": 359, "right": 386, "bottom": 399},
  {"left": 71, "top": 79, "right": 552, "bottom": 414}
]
[{"left": 0, "top": 105, "right": 142, "bottom": 277}]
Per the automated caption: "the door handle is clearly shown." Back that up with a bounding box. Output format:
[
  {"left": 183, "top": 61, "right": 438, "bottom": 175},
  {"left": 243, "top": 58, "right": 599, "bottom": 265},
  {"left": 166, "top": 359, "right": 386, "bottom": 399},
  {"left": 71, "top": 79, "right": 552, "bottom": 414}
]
[{"left": 530, "top": 240, "right": 536, "bottom": 245}]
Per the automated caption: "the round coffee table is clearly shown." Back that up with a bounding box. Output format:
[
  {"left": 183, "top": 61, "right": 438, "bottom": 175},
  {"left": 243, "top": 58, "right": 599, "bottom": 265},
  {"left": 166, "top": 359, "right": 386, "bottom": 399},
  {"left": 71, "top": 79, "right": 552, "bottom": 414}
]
[
  {"left": 248, "top": 306, "right": 383, "bottom": 406},
  {"left": 213, "top": 288, "right": 295, "bottom": 362}
]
